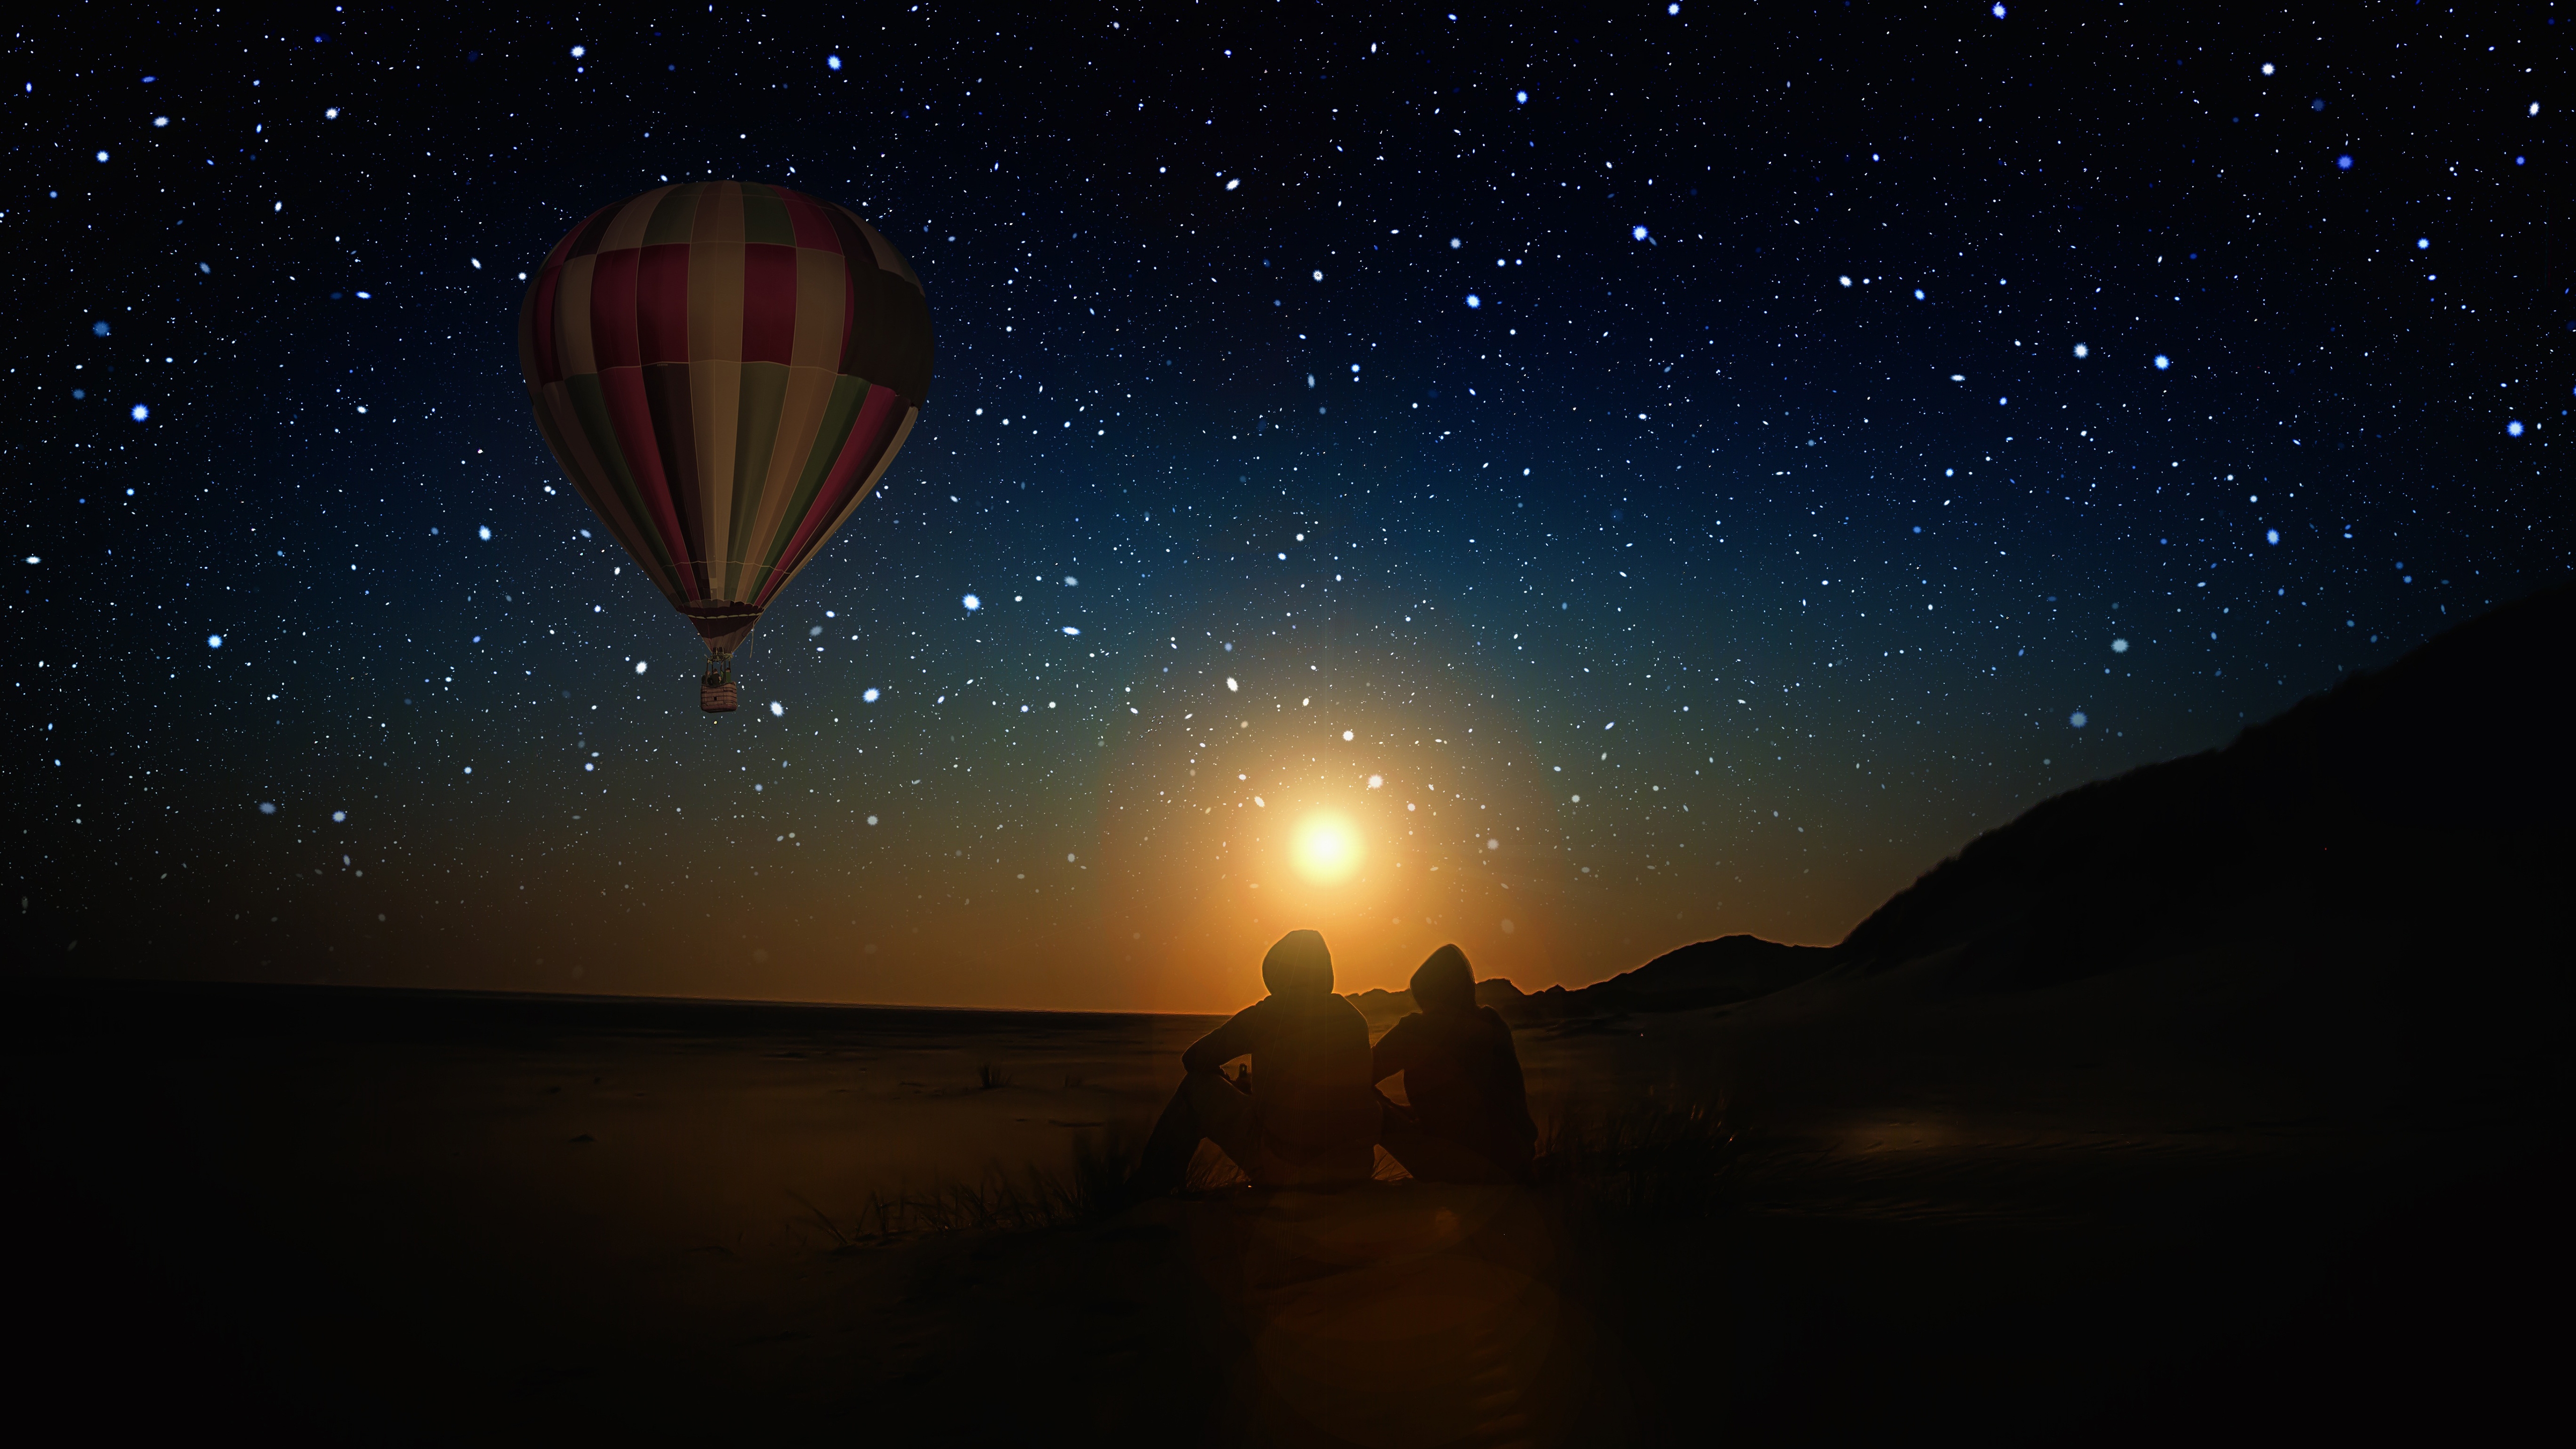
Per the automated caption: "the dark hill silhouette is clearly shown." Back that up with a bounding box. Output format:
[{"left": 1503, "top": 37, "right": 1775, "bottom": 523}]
[
  {"left": 1829, "top": 579, "right": 2571, "bottom": 998},
  {"left": 1386, "top": 582, "right": 2572, "bottom": 1027}
]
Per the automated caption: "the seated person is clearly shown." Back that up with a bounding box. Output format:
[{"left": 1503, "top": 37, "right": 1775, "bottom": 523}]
[
  {"left": 1123, "top": 929, "right": 1380, "bottom": 1197},
  {"left": 1372, "top": 944, "right": 1538, "bottom": 1185}
]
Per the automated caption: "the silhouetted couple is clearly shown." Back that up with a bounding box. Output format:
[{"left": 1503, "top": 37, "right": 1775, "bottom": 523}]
[{"left": 1124, "top": 930, "right": 1536, "bottom": 1198}]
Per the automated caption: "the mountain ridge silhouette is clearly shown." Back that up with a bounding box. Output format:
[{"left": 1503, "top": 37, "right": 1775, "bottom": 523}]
[{"left": 1364, "top": 580, "right": 2572, "bottom": 1023}]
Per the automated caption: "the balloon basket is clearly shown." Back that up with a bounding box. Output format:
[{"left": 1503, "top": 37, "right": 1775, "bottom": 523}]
[{"left": 700, "top": 649, "right": 739, "bottom": 713}]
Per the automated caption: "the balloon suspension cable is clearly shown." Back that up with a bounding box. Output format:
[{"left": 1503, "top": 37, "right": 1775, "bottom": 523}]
[{"left": 699, "top": 645, "right": 740, "bottom": 714}]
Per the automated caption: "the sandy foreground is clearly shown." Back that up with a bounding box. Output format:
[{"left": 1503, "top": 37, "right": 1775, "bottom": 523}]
[{"left": 2, "top": 977, "right": 2549, "bottom": 1444}]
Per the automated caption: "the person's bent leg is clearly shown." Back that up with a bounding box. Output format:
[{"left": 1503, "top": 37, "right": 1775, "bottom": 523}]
[
  {"left": 1124, "top": 1071, "right": 1257, "bottom": 1199},
  {"left": 1124, "top": 1073, "right": 1217, "bottom": 1199}
]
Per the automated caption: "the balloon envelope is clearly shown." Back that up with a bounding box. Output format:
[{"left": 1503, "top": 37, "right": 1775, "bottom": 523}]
[{"left": 518, "top": 181, "right": 932, "bottom": 652}]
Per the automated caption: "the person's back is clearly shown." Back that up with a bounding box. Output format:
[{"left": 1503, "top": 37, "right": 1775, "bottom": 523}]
[
  {"left": 1125, "top": 929, "right": 1380, "bottom": 1196},
  {"left": 1223, "top": 987, "right": 1377, "bottom": 1181},
  {"left": 1373, "top": 945, "right": 1537, "bottom": 1184}
]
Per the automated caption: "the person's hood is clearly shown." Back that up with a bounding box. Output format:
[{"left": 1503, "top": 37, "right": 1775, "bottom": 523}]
[
  {"left": 1262, "top": 929, "right": 1335, "bottom": 996},
  {"left": 1410, "top": 944, "right": 1476, "bottom": 1014}
]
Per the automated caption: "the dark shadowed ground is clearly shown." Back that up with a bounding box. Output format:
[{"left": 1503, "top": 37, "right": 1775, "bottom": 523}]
[{"left": 1, "top": 963, "right": 2555, "bottom": 1446}]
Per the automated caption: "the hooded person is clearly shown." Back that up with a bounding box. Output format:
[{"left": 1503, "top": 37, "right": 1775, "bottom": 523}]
[
  {"left": 1122, "top": 930, "right": 1380, "bottom": 1198},
  {"left": 1372, "top": 944, "right": 1538, "bottom": 1185}
]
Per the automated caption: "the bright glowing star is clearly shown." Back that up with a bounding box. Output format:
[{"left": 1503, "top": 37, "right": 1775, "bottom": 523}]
[
  {"left": 1838, "top": 275, "right": 1852, "bottom": 287},
  {"left": 1226, "top": 677, "right": 1240, "bottom": 692},
  {"left": 2506, "top": 420, "right": 2525, "bottom": 437},
  {"left": 1913, "top": 288, "right": 1926, "bottom": 300},
  {"left": 1312, "top": 269, "right": 1324, "bottom": 282},
  {"left": 1367, "top": 774, "right": 1384, "bottom": 789},
  {"left": 633, "top": 660, "right": 650, "bottom": 675},
  {"left": 1450, "top": 237, "right": 1462, "bottom": 249},
  {"left": 1486, "top": 839, "right": 1500, "bottom": 850},
  {"left": 2417, "top": 237, "right": 2431, "bottom": 250},
  {"left": 96, "top": 150, "right": 109, "bottom": 163},
  {"left": 2153, "top": 355, "right": 2171, "bottom": 370},
  {"left": 2337, "top": 154, "right": 2354, "bottom": 170},
  {"left": 769, "top": 701, "right": 786, "bottom": 717},
  {"left": 962, "top": 593, "right": 981, "bottom": 611},
  {"left": 866, "top": 815, "right": 878, "bottom": 826},
  {"left": 1515, "top": 90, "right": 1528, "bottom": 104},
  {"left": 2267, "top": 529, "right": 2282, "bottom": 544},
  {"left": 130, "top": 404, "right": 150, "bottom": 421},
  {"left": 259, "top": 802, "right": 277, "bottom": 815},
  {"left": 862, "top": 687, "right": 881, "bottom": 702},
  {"left": 2073, "top": 343, "right": 2089, "bottom": 358},
  {"left": 325, "top": 107, "right": 340, "bottom": 119},
  {"left": 1465, "top": 293, "right": 1481, "bottom": 308},
  {"left": 477, "top": 524, "right": 492, "bottom": 540},
  {"left": 827, "top": 54, "right": 842, "bottom": 70},
  {"left": 207, "top": 634, "right": 223, "bottom": 648},
  {"left": 1341, "top": 730, "right": 1355, "bottom": 741},
  {"left": 332, "top": 811, "right": 346, "bottom": 822},
  {"left": 1992, "top": 3, "right": 2006, "bottom": 16},
  {"left": 2262, "top": 63, "right": 2276, "bottom": 75},
  {"left": 1225, "top": 178, "right": 1241, "bottom": 191},
  {"left": 1293, "top": 815, "right": 1363, "bottom": 883},
  {"left": 2112, "top": 639, "right": 2130, "bottom": 654},
  {"left": 2070, "top": 711, "right": 2089, "bottom": 729},
  {"left": 1632, "top": 225, "right": 1649, "bottom": 242},
  {"left": 570, "top": 45, "right": 586, "bottom": 58},
  {"left": 1062, "top": 625, "right": 1082, "bottom": 635}
]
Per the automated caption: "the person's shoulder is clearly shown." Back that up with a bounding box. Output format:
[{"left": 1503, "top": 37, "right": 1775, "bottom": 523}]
[{"left": 1474, "top": 1005, "right": 1512, "bottom": 1032}]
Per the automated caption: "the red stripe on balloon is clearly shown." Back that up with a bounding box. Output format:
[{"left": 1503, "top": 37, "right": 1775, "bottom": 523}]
[
  {"left": 596, "top": 367, "right": 691, "bottom": 567},
  {"left": 587, "top": 247, "right": 642, "bottom": 369},
  {"left": 739, "top": 244, "right": 799, "bottom": 366},
  {"left": 780, "top": 189, "right": 842, "bottom": 253},
  {"left": 755, "top": 385, "right": 903, "bottom": 606},
  {"left": 634, "top": 245, "right": 691, "bottom": 365},
  {"left": 528, "top": 265, "right": 564, "bottom": 383}
]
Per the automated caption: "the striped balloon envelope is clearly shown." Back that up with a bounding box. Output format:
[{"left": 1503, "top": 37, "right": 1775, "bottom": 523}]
[{"left": 517, "top": 181, "right": 933, "bottom": 710}]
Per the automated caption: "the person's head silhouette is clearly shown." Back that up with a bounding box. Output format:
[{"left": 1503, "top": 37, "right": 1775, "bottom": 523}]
[
  {"left": 1410, "top": 943, "right": 1476, "bottom": 1014},
  {"left": 1261, "top": 929, "right": 1335, "bottom": 996}
]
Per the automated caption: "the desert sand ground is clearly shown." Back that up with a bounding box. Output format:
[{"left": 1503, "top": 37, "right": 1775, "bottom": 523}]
[{"left": 2, "top": 975, "right": 2548, "bottom": 1445}]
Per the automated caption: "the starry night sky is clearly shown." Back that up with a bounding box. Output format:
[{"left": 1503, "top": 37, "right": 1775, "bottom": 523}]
[{"left": 12, "top": 4, "right": 2567, "bottom": 1011}]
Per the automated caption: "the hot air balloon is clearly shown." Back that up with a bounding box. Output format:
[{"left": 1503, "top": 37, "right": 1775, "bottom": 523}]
[{"left": 517, "top": 182, "right": 933, "bottom": 711}]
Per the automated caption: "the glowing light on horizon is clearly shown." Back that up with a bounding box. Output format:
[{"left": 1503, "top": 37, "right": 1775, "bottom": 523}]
[{"left": 1293, "top": 815, "right": 1363, "bottom": 884}]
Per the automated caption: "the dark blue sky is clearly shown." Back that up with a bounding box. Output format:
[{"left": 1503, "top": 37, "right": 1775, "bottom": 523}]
[{"left": 11, "top": 3, "right": 2566, "bottom": 1008}]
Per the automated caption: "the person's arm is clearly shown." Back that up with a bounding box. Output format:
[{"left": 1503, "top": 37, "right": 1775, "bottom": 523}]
[
  {"left": 1371, "top": 1015, "right": 1417, "bottom": 1085},
  {"left": 1181, "top": 1000, "right": 1265, "bottom": 1074}
]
